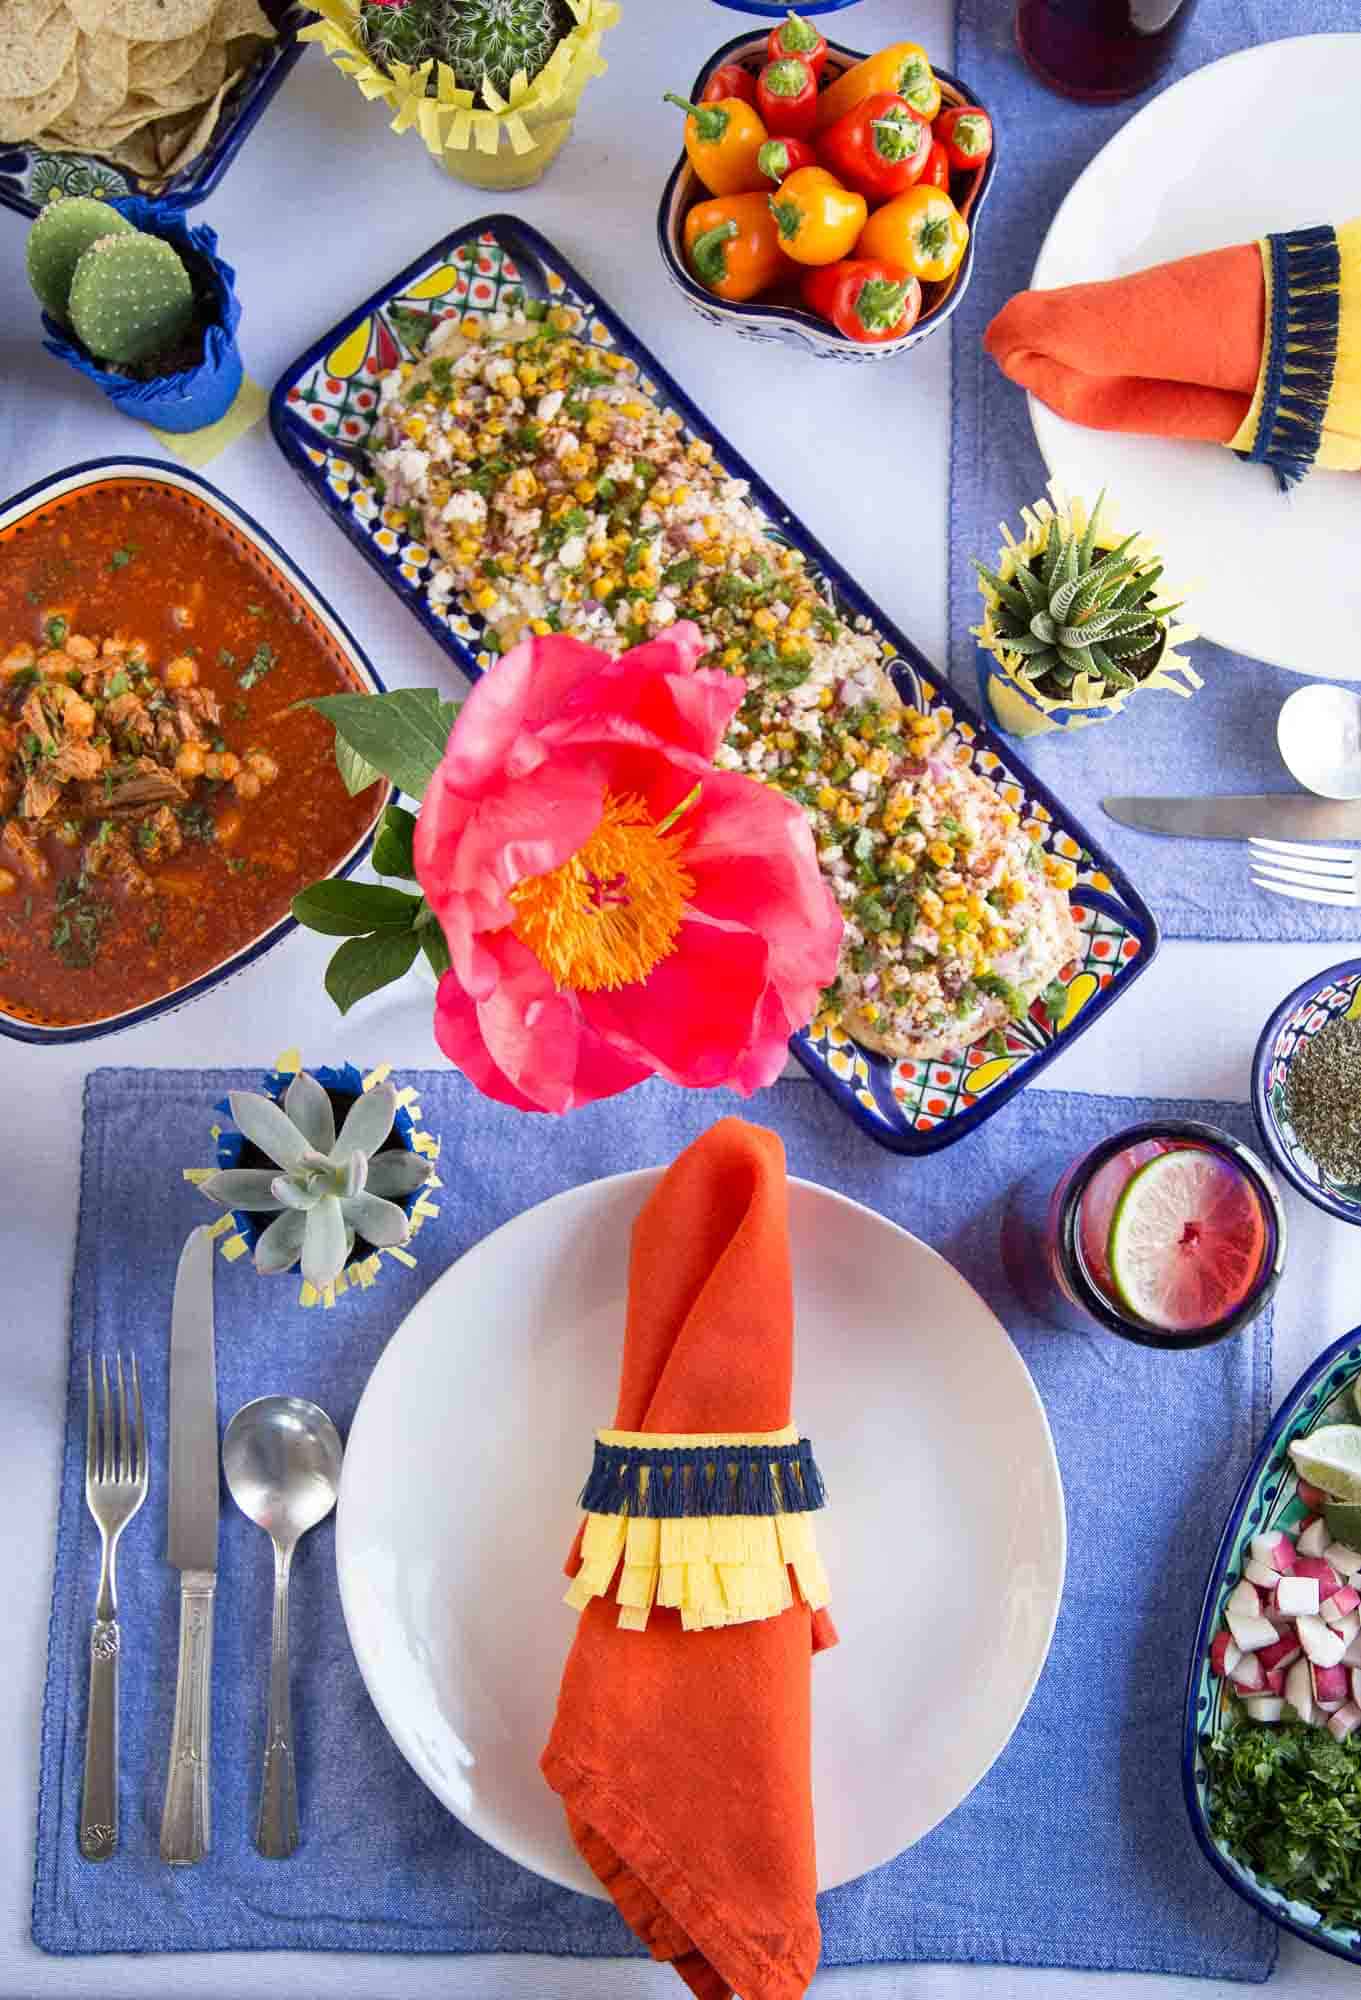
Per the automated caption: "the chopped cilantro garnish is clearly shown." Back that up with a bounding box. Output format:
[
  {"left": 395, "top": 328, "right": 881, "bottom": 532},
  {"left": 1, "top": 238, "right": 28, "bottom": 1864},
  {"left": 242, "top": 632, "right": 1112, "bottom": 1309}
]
[
  {"left": 238, "top": 643, "right": 278, "bottom": 691},
  {"left": 105, "top": 671, "right": 130, "bottom": 698},
  {"left": 661, "top": 556, "right": 699, "bottom": 590},
  {"left": 109, "top": 545, "right": 138, "bottom": 570},
  {"left": 247, "top": 603, "right": 266, "bottom": 617},
  {"left": 45, "top": 616, "right": 67, "bottom": 647}
]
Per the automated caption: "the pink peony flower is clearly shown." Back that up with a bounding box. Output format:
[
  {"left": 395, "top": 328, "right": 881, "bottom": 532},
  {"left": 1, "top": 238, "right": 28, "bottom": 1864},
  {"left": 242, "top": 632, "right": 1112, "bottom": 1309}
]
[{"left": 413, "top": 623, "right": 843, "bottom": 1113}]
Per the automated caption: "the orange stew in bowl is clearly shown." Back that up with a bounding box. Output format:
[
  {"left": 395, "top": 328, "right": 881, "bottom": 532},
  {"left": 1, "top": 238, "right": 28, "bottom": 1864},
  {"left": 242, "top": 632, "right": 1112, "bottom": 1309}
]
[{"left": 0, "top": 478, "right": 381, "bottom": 1030}]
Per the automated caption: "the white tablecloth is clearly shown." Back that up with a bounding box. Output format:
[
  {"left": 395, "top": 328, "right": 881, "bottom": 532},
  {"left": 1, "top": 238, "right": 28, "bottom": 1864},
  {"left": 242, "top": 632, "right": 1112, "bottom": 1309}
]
[{"left": 1, "top": 2, "right": 1357, "bottom": 1993}]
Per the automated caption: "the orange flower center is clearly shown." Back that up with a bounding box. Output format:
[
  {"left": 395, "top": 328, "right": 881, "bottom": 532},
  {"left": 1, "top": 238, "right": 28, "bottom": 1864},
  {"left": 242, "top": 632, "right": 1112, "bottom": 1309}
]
[{"left": 509, "top": 791, "right": 696, "bottom": 993}]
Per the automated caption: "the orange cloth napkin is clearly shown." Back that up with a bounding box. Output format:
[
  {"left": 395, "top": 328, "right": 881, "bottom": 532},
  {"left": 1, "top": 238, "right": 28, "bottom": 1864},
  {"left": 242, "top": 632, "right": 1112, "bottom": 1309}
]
[
  {"left": 541, "top": 1118, "right": 832, "bottom": 2000},
  {"left": 985, "top": 241, "right": 1267, "bottom": 445}
]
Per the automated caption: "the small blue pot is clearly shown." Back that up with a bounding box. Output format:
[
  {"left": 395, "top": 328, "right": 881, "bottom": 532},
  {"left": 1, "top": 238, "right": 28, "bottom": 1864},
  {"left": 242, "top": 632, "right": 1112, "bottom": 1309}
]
[{"left": 41, "top": 197, "right": 243, "bottom": 433}]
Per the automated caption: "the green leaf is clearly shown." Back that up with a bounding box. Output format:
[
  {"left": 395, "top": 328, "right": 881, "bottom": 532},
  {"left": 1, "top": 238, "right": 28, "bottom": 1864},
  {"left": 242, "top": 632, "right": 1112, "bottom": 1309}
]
[
  {"left": 305, "top": 689, "right": 459, "bottom": 803},
  {"left": 419, "top": 914, "right": 451, "bottom": 980},
  {"left": 334, "top": 736, "right": 383, "bottom": 796},
  {"left": 324, "top": 929, "right": 422, "bottom": 1014},
  {"left": 371, "top": 803, "right": 419, "bottom": 879},
  {"left": 291, "top": 880, "right": 423, "bottom": 937}
]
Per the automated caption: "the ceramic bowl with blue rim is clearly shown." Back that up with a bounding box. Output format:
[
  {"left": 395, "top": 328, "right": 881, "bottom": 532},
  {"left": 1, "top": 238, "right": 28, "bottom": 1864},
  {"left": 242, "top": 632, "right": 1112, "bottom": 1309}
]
[
  {"left": 1252, "top": 958, "right": 1361, "bottom": 1227},
  {"left": 1185, "top": 1324, "right": 1361, "bottom": 1966},
  {"left": 0, "top": 0, "right": 305, "bottom": 220},
  {"left": 268, "top": 211, "right": 1156, "bottom": 1155},
  {"left": 656, "top": 33, "right": 997, "bottom": 363},
  {"left": 0, "top": 458, "right": 389, "bottom": 1047}
]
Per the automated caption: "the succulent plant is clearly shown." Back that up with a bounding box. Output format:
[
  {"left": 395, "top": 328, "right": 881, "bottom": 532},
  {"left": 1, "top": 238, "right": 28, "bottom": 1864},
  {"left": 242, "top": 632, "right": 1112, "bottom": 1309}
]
[
  {"left": 199, "top": 1072, "right": 433, "bottom": 1288},
  {"left": 358, "top": 0, "right": 574, "bottom": 102},
  {"left": 973, "top": 490, "right": 1180, "bottom": 701},
  {"left": 26, "top": 197, "right": 135, "bottom": 324},
  {"left": 66, "top": 230, "right": 195, "bottom": 368}
]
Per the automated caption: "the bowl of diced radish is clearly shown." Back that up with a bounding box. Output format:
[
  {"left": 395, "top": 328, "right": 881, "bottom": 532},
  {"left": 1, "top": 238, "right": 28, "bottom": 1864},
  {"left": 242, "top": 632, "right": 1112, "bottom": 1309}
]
[{"left": 1210, "top": 1508, "right": 1361, "bottom": 1732}]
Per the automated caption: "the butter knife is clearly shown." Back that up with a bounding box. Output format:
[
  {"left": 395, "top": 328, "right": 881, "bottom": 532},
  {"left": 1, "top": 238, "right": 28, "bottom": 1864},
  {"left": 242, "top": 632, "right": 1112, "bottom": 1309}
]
[
  {"left": 159, "top": 1226, "right": 218, "bottom": 1865},
  {"left": 1103, "top": 796, "right": 1361, "bottom": 843}
]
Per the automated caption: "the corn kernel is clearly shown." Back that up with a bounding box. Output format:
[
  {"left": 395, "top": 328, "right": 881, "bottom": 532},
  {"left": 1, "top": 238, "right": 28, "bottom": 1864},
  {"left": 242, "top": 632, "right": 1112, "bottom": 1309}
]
[
  {"left": 987, "top": 925, "right": 1010, "bottom": 952},
  {"left": 966, "top": 892, "right": 987, "bottom": 921},
  {"left": 775, "top": 729, "right": 796, "bottom": 751},
  {"left": 506, "top": 467, "right": 537, "bottom": 501},
  {"left": 927, "top": 840, "right": 955, "bottom": 868},
  {"left": 621, "top": 401, "right": 646, "bottom": 419},
  {"left": 473, "top": 585, "right": 499, "bottom": 612},
  {"left": 1004, "top": 878, "right": 1027, "bottom": 907},
  {"left": 786, "top": 603, "right": 811, "bottom": 633},
  {"left": 817, "top": 786, "right": 838, "bottom": 811},
  {"left": 588, "top": 537, "right": 609, "bottom": 560},
  {"left": 866, "top": 747, "right": 891, "bottom": 777},
  {"left": 835, "top": 797, "right": 858, "bottom": 827},
  {"left": 1046, "top": 858, "right": 1078, "bottom": 890},
  {"left": 888, "top": 850, "right": 915, "bottom": 877},
  {"left": 672, "top": 484, "right": 690, "bottom": 505},
  {"left": 651, "top": 486, "right": 672, "bottom": 506},
  {"left": 702, "top": 514, "right": 720, "bottom": 536},
  {"left": 721, "top": 646, "right": 742, "bottom": 668},
  {"left": 529, "top": 618, "right": 552, "bottom": 636},
  {"left": 575, "top": 479, "right": 597, "bottom": 503},
  {"left": 974, "top": 957, "right": 993, "bottom": 978},
  {"left": 860, "top": 1001, "right": 881, "bottom": 1023},
  {"left": 747, "top": 607, "right": 774, "bottom": 634},
  {"left": 817, "top": 687, "right": 834, "bottom": 710}
]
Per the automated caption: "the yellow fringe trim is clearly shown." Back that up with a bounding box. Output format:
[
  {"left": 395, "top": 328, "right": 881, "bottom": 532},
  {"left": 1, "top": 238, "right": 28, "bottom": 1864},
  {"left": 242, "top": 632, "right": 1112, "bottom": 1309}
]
[
  {"left": 1230, "top": 221, "right": 1361, "bottom": 472},
  {"left": 564, "top": 1425, "right": 831, "bottom": 1634}
]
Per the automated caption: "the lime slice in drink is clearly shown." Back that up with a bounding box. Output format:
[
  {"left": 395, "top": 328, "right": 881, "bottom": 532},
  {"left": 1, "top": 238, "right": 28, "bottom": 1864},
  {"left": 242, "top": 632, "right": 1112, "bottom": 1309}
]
[
  {"left": 1291, "top": 1429, "right": 1361, "bottom": 1505},
  {"left": 1107, "top": 1148, "right": 1267, "bottom": 1332}
]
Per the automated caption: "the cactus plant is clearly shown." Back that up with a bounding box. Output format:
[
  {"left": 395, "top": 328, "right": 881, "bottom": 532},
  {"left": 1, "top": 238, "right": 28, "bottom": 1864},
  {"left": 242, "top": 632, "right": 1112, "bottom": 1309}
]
[
  {"left": 25, "top": 197, "right": 135, "bottom": 323},
  {"left": 198, "top": 1071, "right": 433, "bottom": 1288},
  {"left": 358, "top": 0, "right": 574, "bottom": 101},
  {"left": 65, "top": 231, "right": 195, "bottom": 368}
]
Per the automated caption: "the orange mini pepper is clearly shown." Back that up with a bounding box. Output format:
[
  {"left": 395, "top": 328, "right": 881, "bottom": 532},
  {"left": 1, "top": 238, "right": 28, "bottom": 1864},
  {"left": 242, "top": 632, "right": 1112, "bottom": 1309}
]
[
  {"left": 664, "top": 91, "right": 768, "bottom": 196},
  {"left": 683, "top": 193, "right": 792, "bottom": 302},
  {"left": 856, "top": 183, "right": 969, "bottom": 284},
  {"left": 768, "top": 165, "right": 867, "bottom": 267},
  {"left": 813, "top": 41, "right": 941, "bottom": 131}
]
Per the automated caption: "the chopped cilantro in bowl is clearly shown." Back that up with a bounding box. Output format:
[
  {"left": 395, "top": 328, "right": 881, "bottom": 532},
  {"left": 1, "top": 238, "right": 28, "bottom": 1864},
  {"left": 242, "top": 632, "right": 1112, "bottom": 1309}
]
[{"left": 1205, "top": 1717, "right": 1361, "bottom": 1931}]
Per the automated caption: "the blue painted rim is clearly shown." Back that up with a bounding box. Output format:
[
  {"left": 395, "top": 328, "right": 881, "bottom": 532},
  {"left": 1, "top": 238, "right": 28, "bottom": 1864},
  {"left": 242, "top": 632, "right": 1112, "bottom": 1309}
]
[
  {"left": 0, "top": 0, "right": 305, "bottom": 219},
  {"left": 1250, "top": 955, "right": 1361, "bottom": 1227},
  {"left": 268, "top": 211, "right": 1159, "bottom": 1156},
  {"left": 1182, "top": 1320, "right": 1361, "bottom": 1966},
  {"left": 0, "top": 455, "right": 390, "bottom": 1046},
  {"left": 655, "top": 32, "right": 998, "bottom": 355}
]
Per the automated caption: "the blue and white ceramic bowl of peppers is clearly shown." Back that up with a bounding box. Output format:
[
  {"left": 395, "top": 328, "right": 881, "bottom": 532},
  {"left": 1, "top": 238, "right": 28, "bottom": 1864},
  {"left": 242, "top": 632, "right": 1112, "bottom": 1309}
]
[
  {"left": 657, "top": 32, "right": 997, "bottom": 362},
  {"left": 1252, "top": 957, "right": 1361, "bottom": 1228}
]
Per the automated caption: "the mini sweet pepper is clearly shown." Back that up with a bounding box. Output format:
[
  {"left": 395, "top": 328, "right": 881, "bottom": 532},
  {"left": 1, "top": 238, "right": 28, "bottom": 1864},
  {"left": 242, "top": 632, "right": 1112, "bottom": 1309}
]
[
  {"left": 813, "top": 40, "right": 941, "bottom": 130},
  {"left": 935, "top": 104, "right": 994, "bottom": 172},
  {"left": 767, "top": 8, "right": 827, "bottom": 82},
  {"left": 757, "top": 134, "right": 818, "bottom": 184},
  {"left": 801, "top": 258, "right": 922, "bottom": 344},
  {"left": 700, "top": 62, "right": 758, "bottom": 109},
  {"left": 769, "top": 165, "right": 867, "bottom": 266},
  {"left": 756, "top": 55, "right": 818, "bottom": 140},
  {"left": 856, "top": 183, "right": 969, "bottom": 283},
  {"left": 683, "top": 192, "right": 792, "bottom": 302},
  {"left": 664, "top": 91, "right": 768, "bottom": 196},
  {"left": 816, "top": 91, "right": 931, "bottom": 203}
]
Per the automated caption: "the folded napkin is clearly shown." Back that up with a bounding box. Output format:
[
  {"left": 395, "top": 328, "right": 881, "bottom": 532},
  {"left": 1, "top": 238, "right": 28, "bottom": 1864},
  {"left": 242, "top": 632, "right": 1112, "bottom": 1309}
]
[
  {"left": 541, "top": 1118, "right": 833, "bottom": 2000},
  {"left": 986, "top": 217, "right": 1361, "bottom": 488}
]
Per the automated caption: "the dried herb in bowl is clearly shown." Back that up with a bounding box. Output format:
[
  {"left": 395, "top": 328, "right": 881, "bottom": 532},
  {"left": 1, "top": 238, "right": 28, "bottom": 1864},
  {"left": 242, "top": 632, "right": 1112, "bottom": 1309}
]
[{"left": 1284, "top": 1017, "right": 1361, "bottom": 1185}]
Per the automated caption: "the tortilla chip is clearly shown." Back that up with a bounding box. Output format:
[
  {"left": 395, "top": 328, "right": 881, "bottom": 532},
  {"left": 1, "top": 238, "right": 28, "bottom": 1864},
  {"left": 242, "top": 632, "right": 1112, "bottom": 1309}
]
[
  {"left": 0, "top": 50, "right": 76, "bottom": 139},
  {"left": 63, "top": 0, "right": 113, "bottom": 31},
  {"left": 46, "top": 92, "right": 155, "bottom": 143},
  {"left": 104, "top": 118, "right": 163, "bottom": 172},
  {"left": 211, "top": 0, "right": 270, "bottom": 41},
  {"left": 126, "top": 24, "right": 207, "bottom": 89},
  {"left": 147, "top": 59, "right": 237, "bottom": 171},
  {"left": 138, "top": 35, "right": 222, "bottom": 105},
  {"left": 64, "top": 30, "right": 131, "bottom": 124},
  {"left": 104, "top": 0, "right": 215, "bottom": 45},
  {"left": 0, "top": 0, "right": 75, "bottom": 96}
]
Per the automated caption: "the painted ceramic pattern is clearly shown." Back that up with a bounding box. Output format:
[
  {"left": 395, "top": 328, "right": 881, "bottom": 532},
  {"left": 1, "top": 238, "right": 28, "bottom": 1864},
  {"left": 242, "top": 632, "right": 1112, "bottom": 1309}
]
[
  {"left": 1185, "top": 1328, "right": 1361, "bottom": 1965},
  {"left": 1261, "top": 972, "right": 1361, "bottom": 1212},
  {"left": 0, "top": 4, "right": 304, "bottom": 220},
  {"left": 271, "top": 215, "right": 1156, "bottom": 1153}
]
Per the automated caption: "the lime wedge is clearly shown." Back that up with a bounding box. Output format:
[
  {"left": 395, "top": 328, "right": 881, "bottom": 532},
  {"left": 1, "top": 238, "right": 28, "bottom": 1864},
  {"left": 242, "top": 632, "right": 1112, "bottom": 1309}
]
[
  {"left": 1290, "top": 1428, "right": 1361, "bottom": 1505},
  {"left": 1107, "top": 1147, "right": 1267, "bottom": 1332},
  {"left": 1325, "top": 1501, "right": 1361, "bottom": 1545}
]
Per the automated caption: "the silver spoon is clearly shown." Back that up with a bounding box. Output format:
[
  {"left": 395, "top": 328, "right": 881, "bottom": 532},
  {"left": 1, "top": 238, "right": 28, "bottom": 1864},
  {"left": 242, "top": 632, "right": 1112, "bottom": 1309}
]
[
  {"left": 1278, "top": 684, "right": 1361, "bottom": 801},
  {"left": 222, "top": 1396, "right": 342, "bottom": 1859}
]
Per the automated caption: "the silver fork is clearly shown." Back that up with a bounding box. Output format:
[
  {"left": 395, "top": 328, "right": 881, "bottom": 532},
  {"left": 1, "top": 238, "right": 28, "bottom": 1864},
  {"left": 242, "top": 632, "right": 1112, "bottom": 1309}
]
[
  {"left": 80, "top": 1354, "right": 148, "bottom": 1860},
  {"left": 1251, "top": 838, "right": 1361, "bottom": 908}
]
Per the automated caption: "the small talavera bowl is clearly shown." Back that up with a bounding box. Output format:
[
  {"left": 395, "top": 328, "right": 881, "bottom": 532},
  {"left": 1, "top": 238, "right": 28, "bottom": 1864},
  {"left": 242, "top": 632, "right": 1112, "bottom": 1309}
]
[
  {"left": 186, "top": 1052, "right": 442, "bottom": 1307},
  {"left": 657, "top": 31, "right": 997, "bottom": 362},
  {"left": 972, "top": 489, "right": 1200, "bottom": 739},
  {"left": 1252, "top": 958, "right": 1361, "bottom": 1228}
]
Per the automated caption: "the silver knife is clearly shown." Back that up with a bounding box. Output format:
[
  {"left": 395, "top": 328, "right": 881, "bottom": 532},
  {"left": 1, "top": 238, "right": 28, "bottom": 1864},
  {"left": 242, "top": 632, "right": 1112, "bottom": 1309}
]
[
  {"left": 1103, "top": 795, "right": 1361, "bottom": 842},
  {"left": 159, "top": 1225, "right": 218, "bottom": 1865}
]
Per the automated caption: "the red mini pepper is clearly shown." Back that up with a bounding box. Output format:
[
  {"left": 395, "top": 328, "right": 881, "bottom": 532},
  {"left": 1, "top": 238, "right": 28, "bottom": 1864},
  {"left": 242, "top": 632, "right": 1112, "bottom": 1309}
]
[
  {"left": 766, "top": 8, "right": 827, "bottom": 82},
  {"left": 700, "top": 62, "right": 757, "bottom": 108},
  {"left": 816, "top": 91, "right": 931, "bottom": 203},
  {"left": 934, "top": 104, "right": 993, "bottom": 172},
  {"left": 921, "top": 138, "right": 951, "bottom": 191},
  {"left": 801, "top": 258, "right": 922, "bottom": 344},
  {"left": 756, "top": 55, "right": 818, "bottom": 141},
  {"left": 757, "top": 134, "right": 818, "bottom": 184}
]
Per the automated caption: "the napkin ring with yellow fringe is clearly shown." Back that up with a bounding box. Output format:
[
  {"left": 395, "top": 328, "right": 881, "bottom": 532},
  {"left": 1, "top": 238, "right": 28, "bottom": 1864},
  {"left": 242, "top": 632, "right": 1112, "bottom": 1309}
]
[
  {"left": 1230, "top": 218, "right": 1361, "bottom": 489},
  {"left": 565, "top": 1426, "right": 831, "bottom": 1633}
]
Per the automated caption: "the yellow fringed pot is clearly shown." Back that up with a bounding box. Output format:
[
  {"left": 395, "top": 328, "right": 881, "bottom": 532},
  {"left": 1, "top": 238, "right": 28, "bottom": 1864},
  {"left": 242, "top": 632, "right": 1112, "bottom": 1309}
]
[
  {"left": 301, "top": 0, "right": 620, "bottom": 191},
  {"left": 972, "top": 489, "right": 1200, "bottom": 740}
]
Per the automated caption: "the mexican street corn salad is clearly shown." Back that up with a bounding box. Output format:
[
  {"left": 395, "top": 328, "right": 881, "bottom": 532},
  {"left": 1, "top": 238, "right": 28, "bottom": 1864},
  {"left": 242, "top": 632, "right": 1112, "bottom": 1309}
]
[{"left": 368, "top": 304, "right": 1082, "bottom": 1062}]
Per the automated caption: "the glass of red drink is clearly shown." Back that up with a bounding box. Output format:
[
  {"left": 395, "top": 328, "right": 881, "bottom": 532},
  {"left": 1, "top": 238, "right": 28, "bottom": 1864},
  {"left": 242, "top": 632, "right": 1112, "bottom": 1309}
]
[
  {"left": 1001, "top": 1119, "right": 1286, "bottom": 1349},
  {"left": 1014, "top": 0, "right": 1199, "bottom": 104}
]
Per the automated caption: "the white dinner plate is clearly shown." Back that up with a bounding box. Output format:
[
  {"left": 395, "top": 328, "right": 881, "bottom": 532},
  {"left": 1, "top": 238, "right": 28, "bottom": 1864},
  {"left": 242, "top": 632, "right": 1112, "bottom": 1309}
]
[
  {"left": 1028, "top": 34, "right": 1361, "bottom": 679},
  {"left": 335, "top": 1170, "right": 1065, "bottom": 1896}
]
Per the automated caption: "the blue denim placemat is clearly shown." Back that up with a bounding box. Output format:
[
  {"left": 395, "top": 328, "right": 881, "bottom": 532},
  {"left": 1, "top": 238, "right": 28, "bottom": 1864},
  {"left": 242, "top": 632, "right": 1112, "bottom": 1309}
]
[
  {"left": 950, "top": 0, "right": 1361, "bottom": 942},
  {"left": 35, "top": 1069, "right": 1274, "bottom": 1978}
]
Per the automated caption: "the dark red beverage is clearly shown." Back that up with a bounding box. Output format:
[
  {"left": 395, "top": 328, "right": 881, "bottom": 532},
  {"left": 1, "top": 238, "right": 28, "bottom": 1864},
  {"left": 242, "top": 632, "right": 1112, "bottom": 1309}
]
[{"left": 1015, "top": 0, "right": 1199, "bottom": 103}]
